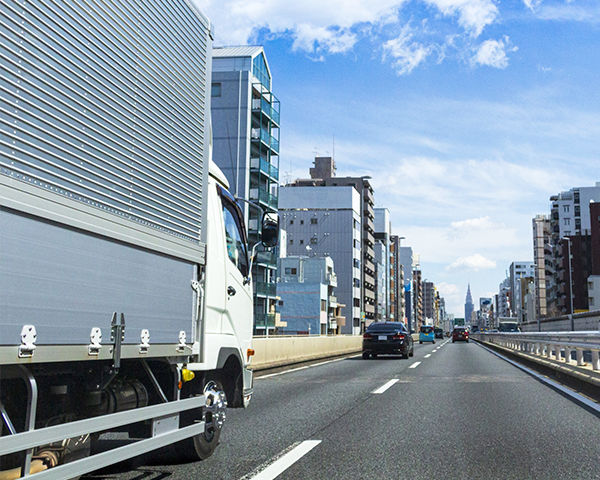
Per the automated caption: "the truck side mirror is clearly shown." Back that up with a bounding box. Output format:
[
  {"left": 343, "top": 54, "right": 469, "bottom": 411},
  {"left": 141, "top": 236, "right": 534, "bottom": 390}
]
[{"left": 261, "top": 212, "right": 279, "bottom": 248}]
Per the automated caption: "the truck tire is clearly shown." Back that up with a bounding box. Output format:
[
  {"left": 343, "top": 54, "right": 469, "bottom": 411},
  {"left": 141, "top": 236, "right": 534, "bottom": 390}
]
[{"left": 172, "top": 378, "right": 226, "bottom": 463}]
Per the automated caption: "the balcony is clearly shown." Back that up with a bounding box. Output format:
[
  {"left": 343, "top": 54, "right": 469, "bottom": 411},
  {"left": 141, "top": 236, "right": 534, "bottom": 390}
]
[
  {"left": 364, "top": 273, "right": 375, "bottom": 287},
  {"left": 329, "top": 295, "right": 337, "bottom": 306},
  {"left": 364, "top": 259, "right": 375, "bottom": 273},
  {"left": 363, "top": 231, "right": 375, "bottom": 245},
  {"left": 251, "top": 97, "right": 280, "bottom": 126},
  {"left": 256, "top": 250, "right": 277, "bottom": 267},
  {"left": 254, "top": 313, "right": 276, "bottom": 328},
  {"left": 364, "top": 203, "right": 375, "bottom": 219},
  {"left": 250, "top": 157, "right": 279, "bottom": 181},
  {"left": 255, "top": 281, "right": 276, "bottom": 297},
  {"left": 251, "top": 128, "right": 279, "bottom": 154},
  {"left": 364, "top": 303, "right": 375, "bottom": 314},
  {"left": 326, "top": 273, "right": 338, "bottom": 287},
  {"left": 365, "top": 246, "right": 375, "bottom": 259},
  {"left": 249, "top": 186, "right": 278, "bottom": 210},
  {"left": 365, "top": 217, "right": 375, "bottom": 232},
  {"left": 364, "top": 289, "right": 375, "bottom": 300}
]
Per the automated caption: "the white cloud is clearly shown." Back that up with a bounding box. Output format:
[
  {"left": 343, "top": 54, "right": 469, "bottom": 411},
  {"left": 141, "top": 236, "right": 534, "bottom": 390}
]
[
  {"left": 193, "top": 0, "right": 500, "bottom": 72},
  {"left": 193, "top": 0, "right": 405, "bottom": 50},
  {"left": 471, "top": 36, "right": 517, "bottom": 69},
  {"left": 446, "top": 254, "right": 497, "bottom": 272},
  {"left": 523, "top": 0, "right": 543, "bottom": 12},
  {"left": 383, "top": 24, "right": 432, "bottom": 75},
  {"left": 424, "top": 0, "right": 498, "bottom": 37},
  {"left": 292, "top": 25, "right": 357, "bottom": 54},
  {"left": 447, "top": 216, "right": 506, "bottom": 240}
]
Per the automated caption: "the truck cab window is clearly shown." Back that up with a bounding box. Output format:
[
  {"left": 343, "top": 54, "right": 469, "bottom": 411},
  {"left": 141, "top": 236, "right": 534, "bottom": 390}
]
[{"left": 222, "top": 200, "right": 249, "bottom": 277}]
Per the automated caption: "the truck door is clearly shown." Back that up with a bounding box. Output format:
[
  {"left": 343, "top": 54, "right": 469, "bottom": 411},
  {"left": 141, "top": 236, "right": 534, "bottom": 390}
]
[{"left": 219, "top": 189, "right": 253, "bottom": 344}]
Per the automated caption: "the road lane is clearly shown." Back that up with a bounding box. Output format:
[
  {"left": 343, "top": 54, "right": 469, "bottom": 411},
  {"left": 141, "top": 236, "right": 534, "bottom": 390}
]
[
  {"left": 85, "top": 339, "right": 600, "bottom": 479},
  {"left": 278, "top": 340, "right": 600, "bottom": 479}
]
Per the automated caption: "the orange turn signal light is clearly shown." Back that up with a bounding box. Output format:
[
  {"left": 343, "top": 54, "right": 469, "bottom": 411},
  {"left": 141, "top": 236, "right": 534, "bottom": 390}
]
[{"left": 247, "top": 348, "right": 255, "bottom": 358}]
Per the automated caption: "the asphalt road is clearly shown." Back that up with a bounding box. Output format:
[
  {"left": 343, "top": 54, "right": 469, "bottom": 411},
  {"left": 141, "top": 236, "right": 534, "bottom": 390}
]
[{"left": 84, "top": 339, "right": 600, "bottom": 480}]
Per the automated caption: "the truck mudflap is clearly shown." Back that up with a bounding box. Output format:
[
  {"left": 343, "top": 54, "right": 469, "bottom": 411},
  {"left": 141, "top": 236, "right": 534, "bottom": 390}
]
[
  {"left": 0, "top": 397, "right": 205, "bottom": 480},
  {"left": 243, "top": 367, "right": 254, "bottom": 408}
]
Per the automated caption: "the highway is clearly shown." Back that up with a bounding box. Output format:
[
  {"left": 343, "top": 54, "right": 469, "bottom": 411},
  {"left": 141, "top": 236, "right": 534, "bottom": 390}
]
[{"left": 85, "top": 340, "right": 600, "bottom": 479}]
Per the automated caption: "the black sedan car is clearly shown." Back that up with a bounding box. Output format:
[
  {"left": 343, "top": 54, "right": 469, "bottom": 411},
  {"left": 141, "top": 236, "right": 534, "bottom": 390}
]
[{"left": 362, "top": 322, "right": 414, "bottom": 359}]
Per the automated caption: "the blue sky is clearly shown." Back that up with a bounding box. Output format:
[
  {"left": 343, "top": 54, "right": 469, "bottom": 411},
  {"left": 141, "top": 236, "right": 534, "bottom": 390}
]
[{"left": 194, "top": 0, "right": 600, "bottom": 317}]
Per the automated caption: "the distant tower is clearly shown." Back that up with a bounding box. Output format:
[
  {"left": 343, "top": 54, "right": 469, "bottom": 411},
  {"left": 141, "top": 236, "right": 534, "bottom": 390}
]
[{"left": 465, "top": 284, "right": 474, "bottom": 322}]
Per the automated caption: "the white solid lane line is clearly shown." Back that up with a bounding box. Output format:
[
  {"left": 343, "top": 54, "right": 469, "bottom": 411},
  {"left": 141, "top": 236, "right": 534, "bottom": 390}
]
[
  {"left": 409, "top": 362, "right": 421, "bottom": 369},
  {"left": 424, "top": 354, "right": 431, "bottom": 358},
  {"left": 372, "top": 379, "right": 399, "bottom": 394},
  {"left": 248, "top": 441, "right": 322, "bottom": 480},
  {"left": 257, "top": 354, "right": 362, "bottom": 379}
]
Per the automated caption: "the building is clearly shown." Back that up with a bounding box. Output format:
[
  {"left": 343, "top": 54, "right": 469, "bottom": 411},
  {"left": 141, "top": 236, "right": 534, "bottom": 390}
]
[
  {"left": 465, "top": 284, "right": 474, "bottom": 324},
  {"left": 374, "top": 208, "right": 392, "bottom": 323},
  {"left": 399, "top": 246, "right": 415, "bottom": 329},
  {"left": 532, "top": 214, "right": 551, "bottom": 318},
  {"left": 498, "top": 277, "right": 511, "bottom": 317},
  {"left": 423, "top": 281, "right": 436, "bottom": 324},
  {"left": 287, "top": 156, "right": 376, "bottom": 331},
  {"left": 548, "top": 183, "right": 600, "bottom": 315},
  {"left": 279, "top": 185, "right": 361, "bottom": 334},
  {"left": 413, "top": 269, "right": 423, "bottom": 329},
  {"left": 389, "top": 236, "right": 401, "bottom": 322},
  {"left": 211, "top": 46, "right": 281, "bottom": 334},
  {"left": 509, "top": 262, "right": 535, "bottom": 322},
  {"left": 588, "top": 276, "right": 600, "bottom": 312},
  {"left": 557, "top": 236, "right": 592, "bottom": 314},
  {"left": 277, "top": 256, "right": 344, "bottom": 334}
]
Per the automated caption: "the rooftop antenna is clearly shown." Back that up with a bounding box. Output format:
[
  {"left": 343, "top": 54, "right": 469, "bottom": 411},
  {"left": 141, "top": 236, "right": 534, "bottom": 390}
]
[
  {"left": 332, "top": 132, "right": 335, "bottom": 160},
  {"left": 313, "top": 147, "right": 319, "bottom": 157}
]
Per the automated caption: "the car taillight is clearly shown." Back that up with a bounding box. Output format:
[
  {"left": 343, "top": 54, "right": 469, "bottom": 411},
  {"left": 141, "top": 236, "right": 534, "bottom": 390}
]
[
  {"left": 392, "top": 334, "right": 404, "bottom": 340},
  {"left": 363, "top": 333, "right": 372, "bottom": 339}
]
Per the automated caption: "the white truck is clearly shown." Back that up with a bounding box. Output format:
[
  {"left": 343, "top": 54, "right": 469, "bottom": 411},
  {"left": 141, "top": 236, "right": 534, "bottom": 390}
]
[{"left": 0, "top": 1, "right": 277, "bottom": 478}]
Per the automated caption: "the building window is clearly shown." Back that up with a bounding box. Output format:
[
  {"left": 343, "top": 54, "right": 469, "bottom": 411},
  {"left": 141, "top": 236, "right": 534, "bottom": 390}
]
[
  {"left": 564, "top": 218, "right": 570, "bottom": 226},
  {"left": 289, "top": 239, "right": 293, "bottom": 245},
  {"left": 354, "top": 239, "right": 360, "bottom": 249},
  {"left": 563, "top": 205, "right": 570, "bottom": 213},
  {"left": 321, "top": 300, "right": 327, "bottom": 312},
  {"left": 290, "top": 220, "right": 294, "bottom": 225},
  {"left": 300, "top": 220, "right": 304, "bottom": 225},
  {"left": 354, "top": 278, "right": 360, "bottom": 288},
  {"left": 311, "top": 218, "right": 318, "bottom": 224},
  {"left": 211, "top": 83, "right": 221, "bottom": 97},
  {"left": 574, "top": 192, "right": 580, "bottom": 203},
  {"left": 285, "top": 268, "right": 291, "bottom": 274},
  {"left": 310, "top": 237, "right": 318, "bottom": 244},
  {"left": 300, "top": 240, "right": 304, "bottom": 245},
  {"left": 575, "top": 205, "right": 581, "bottom": 216},
  {"left": 354, "top": 298, "right": 360, "bottom": 307},
  {"left": 291, "top": 268, "right": 297, "bottom": 275},
  {"left": 354, "top": 259, "right": 360, "bottom": 268}
]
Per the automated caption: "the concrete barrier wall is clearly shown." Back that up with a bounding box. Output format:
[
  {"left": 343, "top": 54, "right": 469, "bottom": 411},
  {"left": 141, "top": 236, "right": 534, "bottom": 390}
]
[
  {"left": 250, "top": 333, "right": 421, "bottom": 370},
  {"left": 522, "top": 311, "right": 600, "bottom": 332},
  {"left": 250, "top": 335, "right": 362, "bottom": 370}
]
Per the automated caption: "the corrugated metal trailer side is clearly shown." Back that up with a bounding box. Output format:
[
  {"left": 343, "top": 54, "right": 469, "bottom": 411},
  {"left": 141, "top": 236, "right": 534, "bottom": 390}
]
[{"left": 0, "top": 0, "right": 212, "bottom": 360}]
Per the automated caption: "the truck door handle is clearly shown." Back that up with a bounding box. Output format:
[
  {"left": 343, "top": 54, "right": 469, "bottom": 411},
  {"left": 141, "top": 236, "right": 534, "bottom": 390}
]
[{"left": 227, "top": 286, "right": 236, "bottom": 296}]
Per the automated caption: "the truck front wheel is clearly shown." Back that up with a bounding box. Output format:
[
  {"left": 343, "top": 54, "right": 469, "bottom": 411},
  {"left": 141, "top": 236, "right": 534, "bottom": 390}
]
[{"left": 193, "top": 379, "right": 227, "bottom": 460}]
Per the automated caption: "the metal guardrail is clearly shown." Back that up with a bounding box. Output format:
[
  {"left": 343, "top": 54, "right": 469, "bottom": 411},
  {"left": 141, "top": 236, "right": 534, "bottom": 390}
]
[{"left": 474, "top": 332, "right": 600, "bottom": 371}]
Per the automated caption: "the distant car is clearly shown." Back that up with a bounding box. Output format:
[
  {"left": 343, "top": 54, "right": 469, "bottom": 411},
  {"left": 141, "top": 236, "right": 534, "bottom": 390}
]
[
  {"left": 471, "top": 325, "right": 480, "bottom": 333},
  {"left": 452, "top": 327, "right": 469, "bottom": 343},
  {"left": 419, "top": 325, "right": 435, "bottom": 344},
  {"left": 434, "top": 328, "right": 444, "bottom": 339},
  {"left": 362, "top": 322, "right": 414, "bottom": 359}
]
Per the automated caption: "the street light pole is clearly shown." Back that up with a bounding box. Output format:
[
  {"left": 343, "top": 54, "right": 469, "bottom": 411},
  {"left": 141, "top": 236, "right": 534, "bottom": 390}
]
[{"left": 564, "top": 237, "right": 575, "bottom": 331}]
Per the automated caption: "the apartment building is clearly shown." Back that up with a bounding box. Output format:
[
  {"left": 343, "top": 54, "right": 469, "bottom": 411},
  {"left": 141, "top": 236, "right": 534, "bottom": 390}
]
[
  {"left": 287, "top": 156, "right": 376, "bottom": 331},
  {"left": 532, "top": 214, "right": 551, "bottom": 318},
  {"left": 279, "top": 185, "right": 362, "bottom": 334},
  {"left": 277, "top": 256, "right": 344, "bottom": 334},
  {"left": 211, "top": 46, "right": 281, "bottom": 334}
]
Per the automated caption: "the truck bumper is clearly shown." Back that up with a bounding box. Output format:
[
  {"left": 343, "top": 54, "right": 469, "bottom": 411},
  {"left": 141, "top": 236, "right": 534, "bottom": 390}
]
[{"left": 243, "top": 367, "right": 253, "bottom": 408}]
